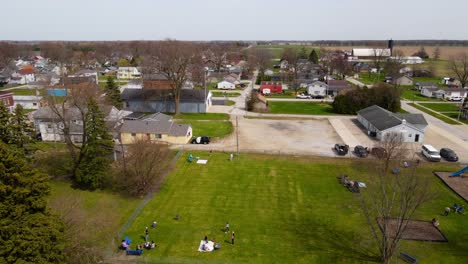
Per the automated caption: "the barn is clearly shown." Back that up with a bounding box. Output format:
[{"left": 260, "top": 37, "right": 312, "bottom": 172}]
[
  {"left": 260, "top": 82, "right": 283, "bottom": 94},
  {"left": 357, "top": 105, "right": 428, "bottom": 143}
]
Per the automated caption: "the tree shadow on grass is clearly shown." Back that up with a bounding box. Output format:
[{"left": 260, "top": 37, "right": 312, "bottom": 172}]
[{"left": 287, "top": 216, "right": 380, "bottom": 263}]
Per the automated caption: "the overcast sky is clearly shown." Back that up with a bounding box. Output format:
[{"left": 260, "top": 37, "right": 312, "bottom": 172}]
[{"left": 2, "top": 0, "right": 468, "bottom": 41}]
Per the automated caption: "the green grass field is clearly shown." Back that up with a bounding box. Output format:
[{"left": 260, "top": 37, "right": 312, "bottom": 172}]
[
  {"left": 408, "top": 103, "right": 461, "bottom": 125},
  {"left": 356, "top": 73, "right": 385, "bottom": 85},
  {"left": 442, "top": 112, "right": 468, "bottom": 124},
  {"left": 173, "top": 113, "right": 229, "bottom": 121},
  {"left": 211, "top": 92, "right": 241, "bottom": 97},
  {"left": 48, "top": 181, "right": 139, "bottom": 252},
  {"left": 419, "top": 103, "right": 462, "bottom": 112},
  {"left": 10, "top": 88, "right": 37, "bottom": 95},
  {"left": 268, "top": 102, "right": 337, "bottom": 115},
  {"left": 180, "top": 121, "right": 233, "bottom": 138},
  {"left": 121, "top": 153, "right": 467, "bottom": 263}
]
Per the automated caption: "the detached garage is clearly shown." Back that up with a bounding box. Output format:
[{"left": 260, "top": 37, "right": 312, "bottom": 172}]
[
  {"left": 357, "top": 105, "right": 428, "bottom": 143},
  {"left": 217, "top": 80, "right": 236, "bottom": 90}
]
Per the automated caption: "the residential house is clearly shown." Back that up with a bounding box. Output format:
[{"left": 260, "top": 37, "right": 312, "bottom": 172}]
[
  {"left": 415, "top": 82, "right": 438, "bottom": 91},
  {"left": 69, "top": 70, "right": 98, "bottom": 84},
  {"left": 307, "top": 81, "right": 328, "bottom": 97},
  {"left": 280, "top": 59, "right": 288, "bottom": 69},
  {"left": 121, "top": 89, "right": 212, "bottom": 113},
  {"left": 142, "top": 73, "right": 193, "bottom": 90},
  {"left": 442, "top": 88, "right": 467, "bottom": 100},
  {"left": 357, "top": 105, "right": 428, "bottom": 143},
  {"left": 119, "top": 113, "right": 192, "bottom": 145},
  {"left": 0, "top": 91, "right": 14, "bottom": 111},
  {"left": 0, "top": 72, "right": 10, "bottom": 85},
  {"left": 33, "top": 105, "right": 122, "bottom": 142},
  {"left": 120, "top": 80, "right": 143, "bottom": 92},
  {"left": 421, "top": 87, "right": 445, "bottom": 98},
  {"left": 327, "top": 80, "right": 353, "bottom": 96},
  {"left": 10, "top": 66, "right": 36, "bottom": 84},
  {"left": 36, "top": 72, "right": 61, "bottom": 85},
  {"left": 224, "top": 73, "right": 240, "bottom": 85},
  {"left": 206, "top": 72, "right": 226, "bottom": 84},
  {"left": 217, "top": 80, "right": 236, "bottom": 90},
  {"left": 264, "top": 69, "right": 274, "bottom": 76},
  {"left": 260, "top": 82, "right": 283, "bottom": 94},
  {"left": 393, "top": 76, "right": 414, "bottom": 86},
  {"left": 399, "top": 56, "right": 424, "bottom": 64},
  {"left": 13, "top": 95, "right": 42, "bottom": 110},
  {"left": 117, "top": 67, "right": 141, "bottom": 79},
  {"left": 442, "top": 77, "right": 461, "bottom": 87}
]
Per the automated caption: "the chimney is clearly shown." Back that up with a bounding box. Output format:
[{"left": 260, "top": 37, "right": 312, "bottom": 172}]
[{"left": 402, "top": 119, "right": 406, "bottom": 125}]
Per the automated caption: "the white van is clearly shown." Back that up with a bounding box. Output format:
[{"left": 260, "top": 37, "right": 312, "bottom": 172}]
[{"left": 421, "top": 144, "right": 441, "bottom": 162}]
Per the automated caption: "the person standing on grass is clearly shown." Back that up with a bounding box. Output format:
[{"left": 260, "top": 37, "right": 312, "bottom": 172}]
[
  {"left": 231, "top": 231, "right": 235, "bottom": 245},
  {"left": 145, "top": 226, "right": 149, "bottom": 241},
  {"left": 225, "top": 222, "right": 230, "bottom": 233},
  {"left": 445, "top": 207, "right": 451, "bottom": 216}
]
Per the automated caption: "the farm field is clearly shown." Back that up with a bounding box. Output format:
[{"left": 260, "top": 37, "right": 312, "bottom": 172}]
[{"left": 121, "top": 153, "right": 468, "bottom": 264}]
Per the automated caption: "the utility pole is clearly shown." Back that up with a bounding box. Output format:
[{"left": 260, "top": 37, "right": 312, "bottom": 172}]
[{"left": 458, "top": 97, "right": 466, "bottom": 120}]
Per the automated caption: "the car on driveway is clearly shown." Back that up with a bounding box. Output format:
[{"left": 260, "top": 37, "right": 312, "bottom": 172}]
[
  {"left": 296, "top": 93, "right": 311, "bottom": 99},
  {"left": 354, "top": 145, "right": 369, "bottom": 157},
  {"left": 421, "top": 144, "right": 441, "bottom": 162},
  {"left": 440, "top": 148, "right": 459, "bottom": 162},
  {"left": 334, "top": 144, "right": 349, "bottom": 156},
  {"left": 191, "top": 136, "right": 210, "bottom": 144}
]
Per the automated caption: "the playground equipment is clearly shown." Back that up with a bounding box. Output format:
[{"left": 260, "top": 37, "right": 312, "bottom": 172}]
[{"left": 450, "top": 166, "right": 468, "bottom": 177}]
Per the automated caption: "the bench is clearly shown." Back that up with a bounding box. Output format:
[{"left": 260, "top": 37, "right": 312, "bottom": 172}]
[
  {"left": 400, "top": 252, "right": 418, "bottom": 263},
  {"left": 126, "top": 250, "right": 143, "bottom": 256}
]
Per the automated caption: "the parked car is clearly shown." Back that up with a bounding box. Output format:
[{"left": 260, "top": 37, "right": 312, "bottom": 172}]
[
  {"left": 354, "top": 145, "right": 369, "bottom": 157},
  {"left": 421, "top": 144, "right": 441, "bottom": 162},
  {"left": 312, "top": 95, "right": 325, "bottom": 99},
  {"left": 191, "top": 136, "right": 210, "bottom": 145},
  {"left": 371, "top": 147, "right": 387, "bottom": 159},
  {"left": 296, "top": 93, "right": 311, "bottom": 99},
  {"left": 440, "top": 148, "right": 459, "bottom": 162},
  {"left": 334, "top": 144, "right": 349, "bottom": 156},
  {"left": 449, "top": 96, "right": 463, "bottom": 101}
]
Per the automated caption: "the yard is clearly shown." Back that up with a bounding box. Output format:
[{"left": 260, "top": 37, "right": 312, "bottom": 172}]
[
  {"left": 173, "top": 113, "right": 233, "bottom": 139},
  {"left": 418, "top": 103, "right": 462, "bottom": 112},
  {"left": 211, "top": 92, "right": 241, "bottom": 97},
  {"left": 10, "top": 88, "right": 37, "bottom": 95},
  {"left": 121, "top": 153, "right": 468, "bottom": 263},
  {"left": 268, "top": 101, "right": 337, "bottom": 115},
  {"left": 408, "top": 103, "right": 461, "bottom": 125},
  {"left": 356, "top": 73, "right": 385, "bottom": 85},
  {"left": 400, "top": 87, "right": 442, "bottom": 102}
]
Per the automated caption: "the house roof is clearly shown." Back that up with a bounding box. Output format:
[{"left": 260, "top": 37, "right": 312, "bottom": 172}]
[
  {"left": 310, "top": 81, "right": 328, "bottom": 86},
  {"left": 142, "top": 112, "right": 173, "bottom": 122},
  {"left": 358, "top": 105, "right": 427, "bottom": 131},
  {"left": 121, "top": 88, "right": 208, "bottom": 103},
  {"left": 74, "top": 69, "right": 97, "bottom": 75},
  {"left": 416, "top": 82, "right": 438, "bottom": 87},
  {"left": 143, "top": 73, "right": 168, "bottom": 80},
  {"left": 119, "top": 119, "right": 190, "bottom": 136},
  {"left": 0, "top": 91, "right": 13, "bottom": 97},
  {"left": 18, "top": 68, "right": 35, "bottom": 75},
  {"left": 444, "top": 88, "right": 467, "bottom": 93}
]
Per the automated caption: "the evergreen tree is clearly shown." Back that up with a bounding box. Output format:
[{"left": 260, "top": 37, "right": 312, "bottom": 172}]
[
  {"left": 0, "top": 142, "right": 65, "bottom": 263},
  {"left": 309, "top": 49, "right": 319, "bottom": 64},
  {"left": 75, "top": 98, "right": 113, "bottom": 189},
  {"left": 0, "top": 102, "right": 12, "bottom": 143},
  {"left": 105, "top": 76, "right": 122, "bottom": 109},
  {"left": 10, "top": 104, "right": 35, "bottom": 149},
  {"left": 298, "top": 46, "right": 308, "bottom": 59}
]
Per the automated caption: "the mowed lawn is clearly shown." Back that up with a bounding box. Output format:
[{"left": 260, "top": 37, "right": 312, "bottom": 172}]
[
  {"left": 419, "top": 103, "right": 462, "bottom": 112},
  {"left": 269, "top": 102, "right": 336, "bottom": 115},
  {"left": 173, "top": 113, "right": 233, "bottom": 139},
  {"left": 122, "top": 153, "right": 468, "bottom": 263}
]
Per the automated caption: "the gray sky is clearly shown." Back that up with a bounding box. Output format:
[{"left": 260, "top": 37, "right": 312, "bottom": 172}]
[{"left": 2, "top": 0, "right": 468, "bottom": 41}]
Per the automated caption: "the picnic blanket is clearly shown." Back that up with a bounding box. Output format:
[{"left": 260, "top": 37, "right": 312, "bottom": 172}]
[
  {"left": 196, "top": 159, "right": 208, "bottom": 164},
  {"left": 198, "top": 240, "right": 214, "bottom": 252}
]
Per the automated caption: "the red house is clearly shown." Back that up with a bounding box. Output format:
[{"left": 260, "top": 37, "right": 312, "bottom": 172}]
[
  {"left": 0, "top": 91, "right": 14, "bottom": 111},
  {"left": 260, "top": 82, "right": 283, "bottom": 94}
]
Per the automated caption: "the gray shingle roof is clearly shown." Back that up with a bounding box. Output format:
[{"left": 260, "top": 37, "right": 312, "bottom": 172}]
[
  {"left": 119, "top": 119, "right": 190, "bottom": 136},
  {"left": 358, "top": 105, "right": 427, "bottom": 131},
  {"left": 121, "top": 89, "right": 207, "bottom": 103}
]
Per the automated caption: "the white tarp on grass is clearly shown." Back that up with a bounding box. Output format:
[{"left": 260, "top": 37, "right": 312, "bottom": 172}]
[{"left": 198, "top": 240, "right": 214, "bottom": 252}]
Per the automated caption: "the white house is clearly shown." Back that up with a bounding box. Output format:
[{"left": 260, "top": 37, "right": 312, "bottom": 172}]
[
  {"left": 69, "top": 70, "right": 98, "bottom": 84},
  {"left": 307, "top": 81, "right": 328, "bottom": 97},
  {"left": 280, "top": 59, "right": 288, "bottom": 69},
  {"left": 217, "top": 80, "right": 236, "bottom": 90},
  {"left": 357, "top": 105, "right": 428, "bottom": 143},
  {"left": 421, "top": 87, "right": 445, "bottom": 98},
  {"left": 10, "top": 67, "right": 35, "bottom": 85},
  {"left": 442, "top": 88, "right": 467, "bottom": 101},
  {"left": 393, "top": 76, "right": 414, "bottom": 86},
  {"left": 13, "top": 95, "right": 42, "bottom": 110},
  {"left": 117, "top": 67, "right": 141, "bottom": 79}
]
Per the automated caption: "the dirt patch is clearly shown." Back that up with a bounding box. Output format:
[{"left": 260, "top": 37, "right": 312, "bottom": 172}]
[
  {"left": 434, "top": 171, "right": 468, "bottom": 202},
  {"left": 377, "top": 218, "right": 448, "bottom": 242}
]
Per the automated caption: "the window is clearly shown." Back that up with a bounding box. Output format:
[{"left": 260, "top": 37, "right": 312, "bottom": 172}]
[
  {"left": 47, "top": 124, "right": 52, "bottom": 129},
  {"left": 33, "top": 103, "right": 37, "bottom": 106},
  {"left": 155, "top": 134, "right": 162, "bottom": 139},
  {"left": 408, "top": 134, "right": 412, "bottom": 137},
  {"left": 131, "top": 133, "right": 136, "bottom": 137}
]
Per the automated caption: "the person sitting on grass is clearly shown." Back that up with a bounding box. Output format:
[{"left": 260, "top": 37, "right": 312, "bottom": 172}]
[
  {"left": 151, "top": 241, "right": 156, "bottom": 249},
  {"left": 121, "top": 240, "right": 129, "bottom": 250},
  {"left": 145, "top": 241, "right": 151, "bottom": 249},
  {"left": 432, "top": 218, "right": 440, "bottom": 227}
]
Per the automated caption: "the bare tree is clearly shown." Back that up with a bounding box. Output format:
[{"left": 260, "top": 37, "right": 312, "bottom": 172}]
[
  {"left": 144, "top": 40, "right": 200, "bottom": 114},
  {"left": 44, "top": 82, "right": 105, "bottom": 176},
  {"left": 433, "top": 47, "right": 441, "bottom": 60},
  {"left": 384, "top": 49, "right": 404, "bottom": 84},
  {"left": 282, "top": 48, "right": 302, "bottom": 95},
  {"left": 449, "top": 53, "right": 468, "bottom": 88},
  {"left": 359, "top": 132, "right": 434, "bottom": 264},
  {"left": 0, "top": 42, "right": 18, "bottom": 69},
  {"left": 248, "top": 48, "right": 272, "bottom": 73},
  {"left": 371, "top": 49, "right": 388, "bottom": 73},
  {"left": 117, "top": 140, "right": 171, "bottom": 197},
  {"left": 330, "top": 54, "right": 352, "bottom": 80}
]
